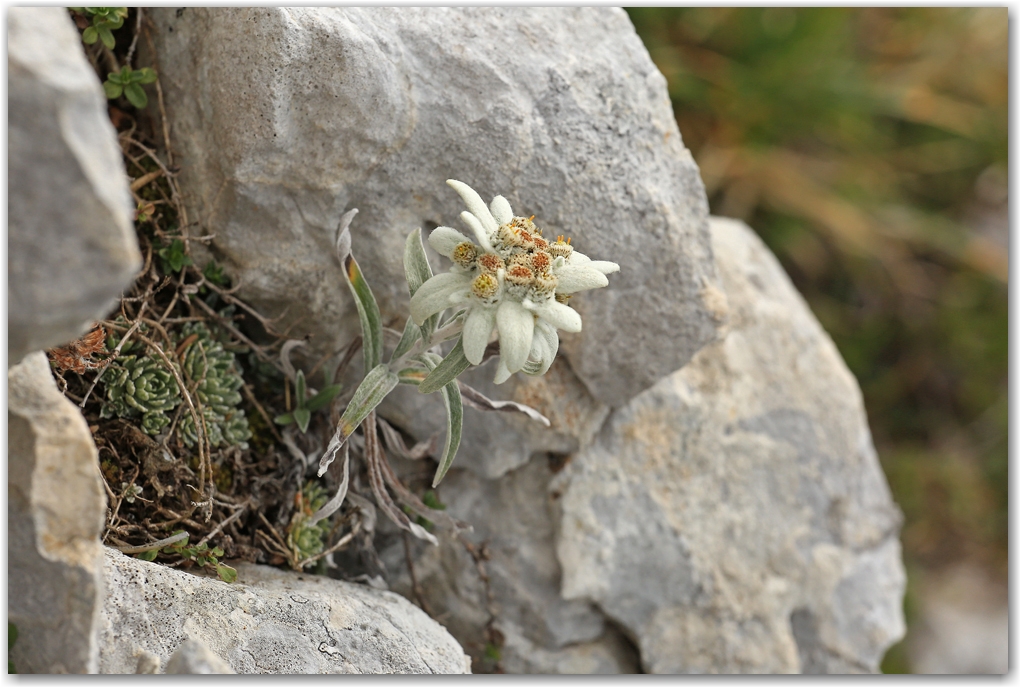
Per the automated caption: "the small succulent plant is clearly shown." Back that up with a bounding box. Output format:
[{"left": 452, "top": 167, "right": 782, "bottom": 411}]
[
  {"left": 176, "top": 323, "right": 251, "bottom": 449},
  {"left": 287, "top": 481, "right": 333, "bottom": 563},
  {"left": 100, "top": 354, "right": 181, "bottom": 435}
]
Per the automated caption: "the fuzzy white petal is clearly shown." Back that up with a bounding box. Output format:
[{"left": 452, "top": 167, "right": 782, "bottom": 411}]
[
  {"left": 461, "top": 305, "right": 496, "bottom": 365},
  {"left": 409, "top": 272, "right": 471, "bottom": 325},
  {"left": 493, "top": 357, "right": 512, "bottom": 385},
  {"left": 587, "top": 260, "right": 620, "bottom": 275},
  {"left": 447, "top": 180, "right": 499, "bottom": 234},
  {"left": 534, "top": 319, "right": 559, "bottom": 375},
  {"left": 459, "top": 211, "right": 494, "bottom": 252},
  {"left": 490, "top": 195, "right": 514, "bottom": 226},
  {"left": 555, "top": 264, "right": 610, "bottom": 294},
  {"left": 525, "top": 299, "right": 582, "bottom": 333},
  {"left": 567, "top": 251, "right": 591, "bottom": 265},
  {"left": 428, "top": 226, "right": 472, "bottom": 258},
  {"left": 496, "top": 299, "right": 534, "bottom": 374}
]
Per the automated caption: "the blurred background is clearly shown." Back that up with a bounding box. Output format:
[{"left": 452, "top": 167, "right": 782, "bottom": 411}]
[{"left": 626, "top": 7, "right": 1007, "bottom": 674}]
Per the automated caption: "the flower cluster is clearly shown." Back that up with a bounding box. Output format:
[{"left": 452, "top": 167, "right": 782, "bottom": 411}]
[{"left": 410, "top": 180, "right": 620, "bottom": 383}]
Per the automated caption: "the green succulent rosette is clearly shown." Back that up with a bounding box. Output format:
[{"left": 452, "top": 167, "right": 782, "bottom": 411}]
[
  {"left": 287, "top": 481, "right": 332, "bottom": 561},
  {"left": 100, "top": 355, "right": 182, "bottom": 434},
  {"left": 176, "top": 323, "right": 251, "bottom": 449}
]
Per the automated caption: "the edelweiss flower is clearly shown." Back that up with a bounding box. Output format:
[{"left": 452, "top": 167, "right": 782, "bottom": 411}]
[{"left": 410, "top": 180, "right": 620, "bottom": 384}]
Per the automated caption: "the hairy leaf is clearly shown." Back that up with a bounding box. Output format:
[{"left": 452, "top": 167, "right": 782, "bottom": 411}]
[
  {"left": 421, "top": 354, "right": 463, "bottom": 487},
  {"left": 390, "top": 316, "right": 420, "bottom": 364},
  {"left": 335, "top": 209, "right": 382, "bottom": 372},
  {"left": 318, "top": 363, "right": 398, "bottom": 476},
  {"left": 404, "top": 227, "right": 438, "bottom": 343},
  {"left": 417, "top": 338, "right": 471, "bottom": 395}
]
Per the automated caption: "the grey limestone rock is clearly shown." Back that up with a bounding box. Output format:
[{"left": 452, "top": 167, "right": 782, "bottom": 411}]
[
  {"left": 554, "top": 216, "right": 906, "bottom": 673},
  {"left": 8, "top": 352, "right": 107, "bottom": 673},
  {"left": 98, "top": 547, "right": 471, "bottom": 674},
  {"left": 164, "top": 639, "right": 235, "bottom": 674},
  {"left": 381, "top": 454, "right": 640, "bottom": 674},
  {"left": 146, "top": 7, "right": 723, "bottom": 407},
  {"left": 8, "top": 7, "right": 140, "bottom": 366}
]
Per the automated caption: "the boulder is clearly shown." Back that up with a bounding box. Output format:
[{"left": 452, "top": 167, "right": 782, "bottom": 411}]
[
  {"left": 381, "top": 216, "right": 906, "bottom": 673},
  {"left": 98, "top": 548, "right": 471, "bottom": 674},
  {"left": 8, "top": 7, "right": 140, "bottom": 366},
  {"left": 554, "top": 217, "right": 906, "bottom": 673},
  {"left": 145, "top": 7, "right": 723, "bottom": 407},
  {"left": 380, "top": 454, "right": 640, "bottom": 673},
  {"left": 8, "top": 352, "right": 107, "bottom": 673}
]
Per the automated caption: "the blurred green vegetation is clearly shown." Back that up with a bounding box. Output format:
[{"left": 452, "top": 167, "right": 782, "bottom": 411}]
[{"left": 627, "top": 7, "right": 1007, "bottom": 673}]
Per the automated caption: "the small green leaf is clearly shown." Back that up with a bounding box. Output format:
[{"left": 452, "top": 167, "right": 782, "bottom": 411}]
[
  {"left": 318, "top": 364, "right": 398, "bottom": 476},
  {"left": 403, "top": 228, "right": 437, "bottom": 343},
  {"left": 390, "top": 315, "right": 421, "bottom": 364},
  {"left": 98, "top": 26, "right": 115, "bottom": 49},
  {"left": 215, "top": 563, "right": 238, "bottom": 583},
  {"left": 274, "top": 412, "right": 295, "bottom": 426},
  {"left": 9, "top": 623, "right": 18, "bottom": 651},
  {"left": 103, "top": 80, "right": 122, "bottom": 99},
  {"left": 305, "top": 384, "right": 342, "bottom": 412},
  {"left": 294, "top": 407, "right": 311, "bottom": 433},
  {"left": 124, "top": 82, "right": 148, "bottom": 109},
  {"left": 202, "top": 260, "right": 228, "bottom": 286},
  {"left": 295, "top": 370, "right": 307, "bottom": 406},
  {"left": 81, "top": 25, "right": 98, "bottom": 43},
  {"left": 421, "top": 354, "right": 463, "bottom": 487},
  {"left": 417, "top": 339, "right": 471, "bottom": 395},
  {"left": 136, "top": 67, "right": 158, "bottom": 84},
  {"left": 136, "top": 549, "right": 159, "bottom": 561}
]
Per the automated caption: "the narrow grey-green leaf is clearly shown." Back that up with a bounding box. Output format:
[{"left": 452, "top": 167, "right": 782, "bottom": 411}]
[
  {"left": 317, "top": 364, "right": 398, "bottom": 476},
  {"left": 295, "top": 370, "right": 307, "bottom": 406},
  {"left": 404, "top": 228, "right": 437, "bottom": 342},
  {"left": 389, "top": 316, "right": 420, "bottom": 364},
  {"left": 344, "top": 254, "right": 383, "bottom": 373},
  {"left": 334, "top": 208, "right": 381, "bottom": 371},
  {"left": 417, "top": 338, "right": 471, "bottom": 395},
  {"left": 421, "top": 356, "right": 463, "bottom": 488}
]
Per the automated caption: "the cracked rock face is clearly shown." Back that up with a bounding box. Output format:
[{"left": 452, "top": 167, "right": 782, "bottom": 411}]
[
  {"left": 554, "top": 217, "right": 906, "bottom": 673},
  {"left": 146, "top": 6, "right": 722, "bottom": 407},
  {"left": 98, "top": 548, "right": 471, "bottom": 674},
  {"left": 8, "top": 7, "right": 140, "bottom": 366}
]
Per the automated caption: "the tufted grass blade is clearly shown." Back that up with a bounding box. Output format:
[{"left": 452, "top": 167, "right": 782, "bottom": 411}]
[
  {"left": 336, "top": 209, "right": 382, "bottom": 372},
  {"left": 317, "top": 363, "right": 398, "bottom": 477},
  {"left": 404, "top": 228, "right": 438, "bottom": 343},
  {"left": 420, "top": 353, "right": 463, "bottom": 488},
  {"left": 417, "top": 338, "right": 471, "bottom": 395}
]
